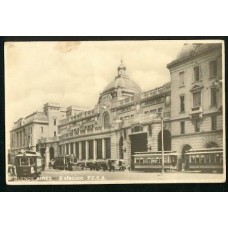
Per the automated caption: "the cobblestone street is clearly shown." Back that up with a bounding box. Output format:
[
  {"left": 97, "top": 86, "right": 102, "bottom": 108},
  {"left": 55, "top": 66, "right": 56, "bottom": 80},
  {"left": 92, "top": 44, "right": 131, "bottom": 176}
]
[{"left": 8, "top": 169, "right": 225, "bottom": 184}]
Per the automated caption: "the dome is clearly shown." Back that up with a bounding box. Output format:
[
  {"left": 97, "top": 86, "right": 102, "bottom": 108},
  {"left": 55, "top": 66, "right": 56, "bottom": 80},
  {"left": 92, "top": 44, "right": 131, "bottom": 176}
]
[
  {"left": 176, "top": 43, "right": 195, "bottom": 59},
  {"left": 176, "top": 43, "right": 221, "bottom": 61},
  {"left": 102, "top": 60, "right": 141, "bottom": 94},
  {"left": 103, "top": 76, "right": 141, "bottom": 93}
]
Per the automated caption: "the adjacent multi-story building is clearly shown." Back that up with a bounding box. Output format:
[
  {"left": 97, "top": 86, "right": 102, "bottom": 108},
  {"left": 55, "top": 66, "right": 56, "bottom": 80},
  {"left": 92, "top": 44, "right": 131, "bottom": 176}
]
[
  {"left": 9, "top": 103, "right": 66, "bottom": 165},
  {"left": 167, "top": 43, "right": 223, "bottom": 169}
]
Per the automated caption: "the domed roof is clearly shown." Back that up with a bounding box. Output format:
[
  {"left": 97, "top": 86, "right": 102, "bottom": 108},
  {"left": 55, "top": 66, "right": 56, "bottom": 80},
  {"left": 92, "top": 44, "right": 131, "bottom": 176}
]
[
  {"left": 103, "top": 76, "right": 141, "bottom": 93},
  {"left": 176, "top": 43, "right": 221, "bottom": 60},
  {"left": 102, "top": 60, "right": 141, "bottom": 93}
]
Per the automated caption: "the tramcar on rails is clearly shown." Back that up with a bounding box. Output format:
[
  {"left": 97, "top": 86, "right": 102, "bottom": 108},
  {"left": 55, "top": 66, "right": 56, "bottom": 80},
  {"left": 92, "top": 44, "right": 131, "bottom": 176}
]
[
  {"left": 185, "top": 148, "right": 223, "bottom": 173},
  {"left": 133, "top": 151, "right": 178, "bottom": 172},
  {"left": 14, "top": 150, "right": 43, "bottom": 179}
]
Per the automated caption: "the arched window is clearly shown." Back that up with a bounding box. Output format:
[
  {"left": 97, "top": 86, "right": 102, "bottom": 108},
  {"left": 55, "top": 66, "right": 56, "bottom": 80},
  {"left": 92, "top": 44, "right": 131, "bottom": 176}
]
[
  {"left": 103, "top": 112, "right": 110, "bottom": 127},
  {"left": 206, "top": 142, "right": 218, "bottom": 148}
]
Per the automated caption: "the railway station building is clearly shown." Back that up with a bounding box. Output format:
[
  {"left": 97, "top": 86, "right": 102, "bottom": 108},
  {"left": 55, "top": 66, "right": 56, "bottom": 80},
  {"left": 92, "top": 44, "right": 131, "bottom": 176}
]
[
  {"left": 55, "top": 61, "right": 171, "bottom": 169},
  {"left": 9, "top": 43, "right": 223, "bottom": 170}
]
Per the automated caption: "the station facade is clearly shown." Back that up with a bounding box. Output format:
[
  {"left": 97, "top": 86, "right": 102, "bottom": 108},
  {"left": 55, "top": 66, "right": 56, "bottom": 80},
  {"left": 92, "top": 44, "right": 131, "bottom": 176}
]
[{"left": 56, "top": 61, "right": 171, "bottom": 169}]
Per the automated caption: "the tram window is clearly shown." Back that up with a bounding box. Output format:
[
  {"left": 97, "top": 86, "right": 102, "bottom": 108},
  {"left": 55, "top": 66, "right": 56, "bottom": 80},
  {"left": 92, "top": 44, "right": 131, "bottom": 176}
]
[
  {"left": 210, "top": 155, "right": 215, "bottom": 163},
  {"left": 30, "top": 158, "right": 35, "bottom": 165},
  {"left": 215, "top": 154, "right": 220, "bottom": 163},
  {"left": 200, "top": 156, "right": 205, "bottom": 163},
  {"left": 155, "top": 157, "right": 161, "bottom": 163},
  {"left": 20, "top": 158, "right": 29, "bottom": 166},
  {"left": 196, "top": 156, "right": 200, "bottom": 163},
  {"left": 190, "top": 156, "right": 195, "bottom": 163},
  {"left": 205, "top": 155, "right": 210, "bottom": 163},
  {"left": 220, "top": 155, "right": 223, "bottom": 163}
]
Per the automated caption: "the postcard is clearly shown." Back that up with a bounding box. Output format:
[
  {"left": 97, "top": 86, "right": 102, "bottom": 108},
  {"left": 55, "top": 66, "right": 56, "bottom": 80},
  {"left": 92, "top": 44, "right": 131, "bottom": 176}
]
[{"left": 5, "top": 40, "right": 226, "bottom": 184}]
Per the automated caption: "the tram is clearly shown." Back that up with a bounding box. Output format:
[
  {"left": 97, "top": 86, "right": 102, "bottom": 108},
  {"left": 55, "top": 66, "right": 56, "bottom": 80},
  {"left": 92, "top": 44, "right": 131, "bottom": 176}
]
[
  {"left": 14, "top": 150, "right": 43, "bottom": 179},
  {"left": 133, "top": 151, "right": 178, "bottom": 172},
  {"left": 185, "top": 148, "right": 223, "bottom": 173}
]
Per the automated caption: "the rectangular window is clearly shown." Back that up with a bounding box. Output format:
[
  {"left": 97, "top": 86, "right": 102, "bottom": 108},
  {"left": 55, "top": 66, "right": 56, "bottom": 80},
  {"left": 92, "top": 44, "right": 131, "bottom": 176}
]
[
  {"left": 180, "top": 95, "right": 185, "bottom": 112},
  {"left": 41, "top": 127, "right": 43, "bottom": 133},
  {"left": 54, "top": 119, "right": 56, "bottom": 125},
  {"left": 180, "top": 121, "right": 185, "bottom": 134},
  {"left": 179, "top": 71, "right": 185, "bottom": 87},
  {"left": 211, "top": 115, "right": 217, "bottom": 130},
  {"left": 209, "top": 60, "right": 217, "bottom": 78},
  {"left": 195, "top": 119, "right": 200, "bottom": 132},
  {"left": 193, "top": 91, "right": 201, "bottom": 107},
  {"left": 54, "top": 131, "right": 56, "bottom": 137},
  {"left": 211, "top": 88, "right": 217, "bottom": 107},
  {"left": 194, "top": 66, "right": 200, "bottom": 82}
]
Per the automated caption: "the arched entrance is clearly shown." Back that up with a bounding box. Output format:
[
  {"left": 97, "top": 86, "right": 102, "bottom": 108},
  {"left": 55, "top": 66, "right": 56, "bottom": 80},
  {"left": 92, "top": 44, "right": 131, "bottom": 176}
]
[
  {"left": 119, "top": 136, "right": 124, "bottom": 159},
  {"left": 130, "top": 132, "right": 147, "bottom": 170},
  {"left": 206, "top": 142, "right": 218, "bottom": 148},
  {"left": 50, "top": 147, "right": 55, "bottom": 160},
  {"left": 182, "top": 144, "right": 192, "bottom": 170},
  {"left": 158, "top": 130, "right": 171, "bottom": 151}
]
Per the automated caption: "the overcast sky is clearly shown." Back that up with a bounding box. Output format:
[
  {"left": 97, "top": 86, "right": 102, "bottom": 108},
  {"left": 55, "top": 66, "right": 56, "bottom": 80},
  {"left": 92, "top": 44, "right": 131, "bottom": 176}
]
[{"left": 5, "top": 40, "right": 186, "bottom": 148}]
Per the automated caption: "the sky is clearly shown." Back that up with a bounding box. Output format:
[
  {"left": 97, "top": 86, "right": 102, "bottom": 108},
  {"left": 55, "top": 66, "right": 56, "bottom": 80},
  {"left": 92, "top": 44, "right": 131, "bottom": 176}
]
[{"left": 5, "top": 40, "right": 186, "bottom": 148}]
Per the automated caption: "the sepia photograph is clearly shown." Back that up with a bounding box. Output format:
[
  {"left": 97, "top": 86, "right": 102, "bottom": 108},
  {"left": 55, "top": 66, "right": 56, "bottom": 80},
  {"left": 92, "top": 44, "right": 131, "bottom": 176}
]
[{"left": 5, "top": 40, "right": 226, "bottom": 185}]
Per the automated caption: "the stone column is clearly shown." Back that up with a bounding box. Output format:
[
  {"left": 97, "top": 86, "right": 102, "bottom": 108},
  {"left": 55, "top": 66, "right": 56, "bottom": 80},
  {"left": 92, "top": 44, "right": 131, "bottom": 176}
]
[
  {"left": 147, "top": 135, "right": 152, "bottom": 152},
  {"left": 85, "top": 141, "right": 89, "bottom": 160},
  {"left": 68, "top": 143, "right": 71, "bottom": 155},
  {"left": 102, "top": 138, "right": 105, "bottom": 159},
  {"left": 79, "top": 142, "right": 82, "bottom": 160},
  {"left": 93, "top": 139, "right": 97, "bottom": 161},
  {"left": 45, "top": 147, "right": 50, "bottom": 170},
  {"left": 62, "top": 145, "right": 65, "bottom": 155},
  {"left": 125, "top": 140, "right": 131, "bottom": 169},
  {"left": 65, "top": 144, "right": 67, "bottom": 155}
]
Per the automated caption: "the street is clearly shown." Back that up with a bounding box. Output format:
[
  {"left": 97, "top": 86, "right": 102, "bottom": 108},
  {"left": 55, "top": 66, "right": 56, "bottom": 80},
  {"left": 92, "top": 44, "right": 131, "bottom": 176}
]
[{"left": 7, "top": 168, "right": 226, "bottom": 184}]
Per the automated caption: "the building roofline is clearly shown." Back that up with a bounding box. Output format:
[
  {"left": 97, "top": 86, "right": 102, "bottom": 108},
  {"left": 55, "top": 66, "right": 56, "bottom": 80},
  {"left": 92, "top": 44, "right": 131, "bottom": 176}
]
[{"left": 167, "top": 44, "right": 222, "bottom": 70}]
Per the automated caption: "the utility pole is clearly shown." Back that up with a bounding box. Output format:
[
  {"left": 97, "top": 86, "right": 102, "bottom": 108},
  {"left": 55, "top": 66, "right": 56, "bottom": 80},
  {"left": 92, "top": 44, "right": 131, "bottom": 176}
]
[{"left": 161, "top": 109, "right": 164, "bottom": 173}]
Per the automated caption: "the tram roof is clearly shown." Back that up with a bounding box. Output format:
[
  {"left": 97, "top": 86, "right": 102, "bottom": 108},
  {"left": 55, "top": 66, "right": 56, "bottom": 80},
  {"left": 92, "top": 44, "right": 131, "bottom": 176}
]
[
  {"left": 133, "top": 151, "right": 178, "bottom": 157},
  {"left": 186, "top": 150, "right": 223, "bottom": 155},
  {"left": 187, "top": 148, "right": 223, "bottom": 154}
]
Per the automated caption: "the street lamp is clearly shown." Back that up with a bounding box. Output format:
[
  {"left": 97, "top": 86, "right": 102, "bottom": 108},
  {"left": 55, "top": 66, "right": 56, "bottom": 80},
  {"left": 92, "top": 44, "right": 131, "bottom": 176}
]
[{"left": 161, "top": 109, "right": 164, "bottom": 173}]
